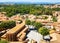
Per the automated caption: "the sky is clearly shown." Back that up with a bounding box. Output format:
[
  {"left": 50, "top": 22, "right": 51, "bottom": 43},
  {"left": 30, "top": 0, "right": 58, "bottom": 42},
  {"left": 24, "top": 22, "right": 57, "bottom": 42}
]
[{"left": 0, "top": 0, "right": 60, "bottom": 3}]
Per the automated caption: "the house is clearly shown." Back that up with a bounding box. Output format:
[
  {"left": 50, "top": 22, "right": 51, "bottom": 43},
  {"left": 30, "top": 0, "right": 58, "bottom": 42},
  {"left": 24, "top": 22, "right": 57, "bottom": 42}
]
[
  {"left": 28, "top": 15, "right": 36, "bottom": 21},
  {"left": 10, "top": 14, "right": 21, "bottom": 21},
  {"left": 27, "top": 31, "right": 43, "bottom": 43},
  {"left": 28, "top": 25, "right": 36, "bottom": 31},
  {"left": 1, "top": 21, "right": 25, "bottom": 41},
  {"left": 52, "top": 11, "right": 60, "bottom": 17},
  {"left": 43, "top": 25, "right": 53, "bottom": 29},
  {"left": 51, "top": 4, "right": 60, "bottom": 8},
  {"left": 20, "top": 14, "right": 29, "bottom": 20},
  {"left": 0, "top": 12, "right": 9, "bottom": 21},
  {"left": 57, "top": 15, "right": 60, "bottom": 23},
  {"left": 17, "top": 26, "right": 28, "bottom": 41}
]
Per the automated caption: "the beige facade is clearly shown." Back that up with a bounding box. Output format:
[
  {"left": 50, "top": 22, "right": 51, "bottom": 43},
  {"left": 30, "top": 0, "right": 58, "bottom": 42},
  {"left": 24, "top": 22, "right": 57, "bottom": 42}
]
[
  {"left": 1, "top": 21, "right": 25, "bottom": 41},
  {"left": 0, "top": 12, "right": 9, "bottom": 21},
  {"left": 1, "top": 21, "right": 28, "bottom": 41},
  {"left": 52, "top": 11, "right": 60, "bottom": 16}
]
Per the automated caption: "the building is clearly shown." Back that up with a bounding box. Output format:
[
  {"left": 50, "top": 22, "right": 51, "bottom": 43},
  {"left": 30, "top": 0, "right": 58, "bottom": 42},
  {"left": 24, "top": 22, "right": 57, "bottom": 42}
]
[
  {"left": 10, "top": 14, "right": 21, "bottom": 21},
  {"left": 53, "top": 11, "right": 60, "bottom": 17},
  {"left": 1, "top": 21, "right": 25, "bottom": 41},
  {"left": 17, "top": 26, "right": 28, "bottom": 41},
  {"left": 57, "top": 15, "right": 60, "bottom": 23},
  {"left": 27, "top": 31, "right": 43, "bottom": 43},
  {"left": 0, "top": 12, "right": 9, "bottom": 21},
  {"left": 28, "top": 15, "right": 36, "bottom": 21},
  {"left": 44, "top": 4, "right": 60, "bottom": 8}
]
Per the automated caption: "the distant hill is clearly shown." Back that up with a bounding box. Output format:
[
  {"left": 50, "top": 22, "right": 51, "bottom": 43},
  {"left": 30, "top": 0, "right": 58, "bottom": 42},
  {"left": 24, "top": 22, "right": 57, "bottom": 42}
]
[{"left": 0, "top": 2, "right": 60, "bottom": 5}]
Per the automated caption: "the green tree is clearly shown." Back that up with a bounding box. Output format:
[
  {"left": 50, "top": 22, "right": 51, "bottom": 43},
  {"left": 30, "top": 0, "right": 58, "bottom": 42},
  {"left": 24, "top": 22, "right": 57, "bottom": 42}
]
[
  {"left": 44, "top": 8, "right": 52, "bottom": 15},
  {"left": 38, "top": 27, "right": 49, "bottom": 36},
  {"left": 0, "top": 40, "right": 9, "bottom": 43},
  {"left": 25, "top": 19, "right": 42, "bottom": 29},
  {"left": 0, "top": 21, "right": 16, "bottom": 30},
  {"left": 52, "top": 16, "right": 57, "bottom": 22},
  {"left": 34, "top": 22, "right": 42, "bottom": 29},
  {"left": 44, "top": 16, "right": 48, "bottom": 19},
  {"left": 25, "top": 19, "right": 31, "bottom": 25},
  {"left": 30, "top": 21, "right": 35, "bottom": 25}
]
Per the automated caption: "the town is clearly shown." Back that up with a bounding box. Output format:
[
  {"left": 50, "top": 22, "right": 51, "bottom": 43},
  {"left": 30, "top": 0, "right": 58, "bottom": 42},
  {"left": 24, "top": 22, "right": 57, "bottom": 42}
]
[{"left": 0, "top": 4, "right": 60, "bottom": 43}]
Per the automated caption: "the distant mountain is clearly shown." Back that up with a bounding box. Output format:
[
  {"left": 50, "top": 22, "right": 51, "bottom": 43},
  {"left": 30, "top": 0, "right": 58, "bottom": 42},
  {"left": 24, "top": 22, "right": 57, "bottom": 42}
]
[
  {"left": 56, "top": 2, "right": 60, "bottom": 4},
  {"left": 0, "top": 2, "right": 60, "bottom": 5}
]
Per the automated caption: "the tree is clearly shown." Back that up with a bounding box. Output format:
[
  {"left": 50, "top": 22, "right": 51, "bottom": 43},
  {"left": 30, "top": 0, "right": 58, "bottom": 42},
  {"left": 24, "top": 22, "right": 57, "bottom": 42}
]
[
  {"left": 38, "top": 27, "right": 50, "bottom": 43},
  {"left": 0, "top": 21, "right": 16, "bottom": 31},
  {"left": 0, "top": 40, "right": 9, "bottom": 43},
  {"left": 30, "top": 21, "right": 35, "bottom": 25},
  {"left": 25, "top": 19, "right": 31, "bottom": 25},
  {"left": 44, "top": 8, "right": 52, "bottom": 15},
  {"left": 25, "top": 19, "right": 42, "bottom": 29},
  {"left": 38, "top": 27, "right": 49, "bottom": 36},
  {"left": 44, "top": 16, "right": 48, "bottom": 19},
  {"left": 52, "top": 16, "right": 57, "bottom": 22},
  {"left": 34, "top": 22, "right": 42, "bottom": 29}
]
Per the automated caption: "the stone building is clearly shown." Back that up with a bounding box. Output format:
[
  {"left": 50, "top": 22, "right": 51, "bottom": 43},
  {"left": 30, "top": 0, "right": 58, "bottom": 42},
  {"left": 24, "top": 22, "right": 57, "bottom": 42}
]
[{"left": 53, "top": 11, "right": 60, "bottom": 17}]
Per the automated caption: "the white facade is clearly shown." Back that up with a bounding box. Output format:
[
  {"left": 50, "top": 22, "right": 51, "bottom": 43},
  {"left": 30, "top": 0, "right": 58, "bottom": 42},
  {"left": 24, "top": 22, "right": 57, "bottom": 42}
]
[{"left": 27, "top": 31, "right": 43, "bottom": 43}]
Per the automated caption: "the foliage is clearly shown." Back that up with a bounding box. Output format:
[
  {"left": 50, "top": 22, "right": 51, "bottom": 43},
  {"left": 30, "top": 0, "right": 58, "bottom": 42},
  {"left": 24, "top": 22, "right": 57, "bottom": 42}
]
[
  {"left": 25, "top": 19, "right": 31, "bottom": 25},
  {"left": 0, "top": 40, "right": 9, "bottom": 43},
  {"left": 52, "top": 8, "right": 60, "bottom": 11},
  {"left": 38, "top": 27, "right": 49, "bottom": 36},
  {"left": 25, "top": 19, "right": 42, "bottom": 29},
  {"left": 0, "top": 4, "right": 60, "bottom": 18},
  {"left": 0, "top": 21, "right": 16, "bottom": 30},
  {"left": 34, "top": 22, "right": 43, "bottom": 29},
  {"left": 44, "top": 16, "right": 48, "bottom": 19},
  {"left": 0, "top": 4, "right": 58, "bottom": 17},
  {"left": 52, "top": 16, "right": 57, "bottom": 22},
  {"left": 53, "top": 27, "right": 56, "bottom": 30}
]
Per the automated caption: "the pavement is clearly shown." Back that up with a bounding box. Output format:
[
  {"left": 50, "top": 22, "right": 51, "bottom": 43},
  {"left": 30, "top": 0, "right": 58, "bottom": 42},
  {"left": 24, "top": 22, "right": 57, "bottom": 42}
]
[
  {"left": 40, "top": 33, "right": 60, "bottom": 43},
  {"left": 50, "top": 33, "right": 60, "bottom": 43}
]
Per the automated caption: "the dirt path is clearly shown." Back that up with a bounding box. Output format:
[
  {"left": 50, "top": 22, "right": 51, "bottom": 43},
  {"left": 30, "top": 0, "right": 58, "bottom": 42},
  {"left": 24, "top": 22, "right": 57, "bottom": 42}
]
[{"left": 51, "top": 33, "right": 60, "bottom": 43}]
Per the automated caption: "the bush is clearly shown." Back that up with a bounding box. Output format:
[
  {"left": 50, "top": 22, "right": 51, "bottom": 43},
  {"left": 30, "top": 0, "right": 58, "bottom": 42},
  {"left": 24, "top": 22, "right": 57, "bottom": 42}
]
[
  {"left": 44, "top": 16, "right": 48, "bottom": 19},
  {"left": 0, "top": 21, "right": 16, "bottom": 30},
  {"left": 38, "top": 27, "right": 49, "bottom": 36},
  {"left": 52, "top": 16, "right": 57, "bottom": 22},
  {"left": 0, "top": 40, "right": 9, "bottom": 43},
  {"left": 25, "top": 19, "right": 31, "bottom": 25},
  {"left": 34, "top": 22, "right": 42, "bottom": 29},
  {"left": 25, "top": 19, "right": 42, "bottom": 29}
]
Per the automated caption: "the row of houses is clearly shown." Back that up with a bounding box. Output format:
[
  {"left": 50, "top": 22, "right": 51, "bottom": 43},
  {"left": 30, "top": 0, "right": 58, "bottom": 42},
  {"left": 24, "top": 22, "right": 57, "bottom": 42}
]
[
  {"left": 0, "top": 11, "right": 59, "bottom": 21},
  {"left": 1, "top": 21, "right": 28, "bottom": 41},
  {"left": 1, "top": 20, "right": 43, "bottom": 43},
  {"left": 0, "top": 15, "right": 60, "bottom": 43},
  {"left": 0, "top": 11, "right": 60, "bottom": 33},
  {"left": 44, "top": 4, "right": 60, "bottom": 8}
]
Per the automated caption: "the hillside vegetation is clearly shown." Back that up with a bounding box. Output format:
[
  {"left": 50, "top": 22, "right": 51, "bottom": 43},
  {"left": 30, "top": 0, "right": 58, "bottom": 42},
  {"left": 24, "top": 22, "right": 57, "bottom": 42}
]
[{"left": 0, "top": 4, "right": 60, "bottom": 17}]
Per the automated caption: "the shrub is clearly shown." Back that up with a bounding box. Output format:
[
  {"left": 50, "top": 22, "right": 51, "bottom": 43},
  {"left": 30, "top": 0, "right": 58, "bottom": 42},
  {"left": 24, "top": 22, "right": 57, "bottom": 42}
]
[
  {"left": 0, "top": 40, "right": 9, "bottom": 43},
  {"left": 0, "top": 20, "right": 16, "bottom": 30}
]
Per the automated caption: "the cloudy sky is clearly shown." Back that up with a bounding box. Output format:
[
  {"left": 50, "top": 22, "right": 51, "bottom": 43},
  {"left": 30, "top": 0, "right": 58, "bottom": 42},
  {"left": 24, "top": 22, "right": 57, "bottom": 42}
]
[{"left": 0, "top": 0, "right": 60, "bottom": 3}]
